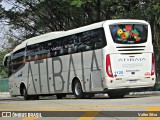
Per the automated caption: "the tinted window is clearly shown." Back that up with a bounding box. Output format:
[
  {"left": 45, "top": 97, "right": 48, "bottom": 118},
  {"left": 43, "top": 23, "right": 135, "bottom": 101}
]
[
  {"left": 27, "top": 41, "right": 52, "bottom": 61},
  {"left": 109, "top": 24, "right": 148, "bottom": 44},
  {"left": 76, "top": 28, "right": 106, "bottom": 51},
  {"left": 26, "top": 28, "right": 106, "bottom": 61},
  {"left": 12, "top": 48, "right": 25, "bottom": 72}
]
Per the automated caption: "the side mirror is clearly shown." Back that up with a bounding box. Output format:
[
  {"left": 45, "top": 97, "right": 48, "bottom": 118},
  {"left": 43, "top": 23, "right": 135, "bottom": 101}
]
[
  {"left": 3, "top": 53, "right": 11, "bottom": 67},
  {"left": 3, "top": 56, "right": 9, "bottom": 67}
]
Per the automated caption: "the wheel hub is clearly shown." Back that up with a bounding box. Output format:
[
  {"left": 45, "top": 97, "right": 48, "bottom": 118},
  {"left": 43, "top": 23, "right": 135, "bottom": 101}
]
[{"left": 75, "top": 83, "right": 81, "bottom": 95}]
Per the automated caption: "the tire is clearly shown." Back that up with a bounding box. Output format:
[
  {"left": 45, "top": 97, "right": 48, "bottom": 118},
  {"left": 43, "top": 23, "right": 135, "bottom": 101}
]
[
  {"left": 30, "top": 95, "right": 39, "bottom": 100},
  {"left": 108, "top": 92, "right": 125, "bottom": 99},
  {"left": 85, "top": 94, "right": 94, "bottom": 99},
  {"left": 73, "top": 80, "right": 85, "bottom": 99},
  {"left": 56, "top": 94, "right": 63, "bottom": 99},
  {"left": 23, "top": 86, "right": 30, "bottom": 100}
]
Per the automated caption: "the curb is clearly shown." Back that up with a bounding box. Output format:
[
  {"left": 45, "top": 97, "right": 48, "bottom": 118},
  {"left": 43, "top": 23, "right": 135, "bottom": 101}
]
[
  {"left": 129, "top": 91, "right": 160, "bottom": 95},
  {"left": 0, "top": 92, "right": 10, "bottom": 95}
]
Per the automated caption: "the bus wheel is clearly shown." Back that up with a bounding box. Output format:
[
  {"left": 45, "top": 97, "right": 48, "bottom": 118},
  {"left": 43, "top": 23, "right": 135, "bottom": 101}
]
[
  {"left": 73, "top": 80, "right": 85, "bottom": 99},
  {"left": 31, "top": 95, "right": 39, "bottom": 100},
  {"left": 23, "top": 87, "right": 30, "bottom": 100},
  {"left": 85, "top": 94, "right": 94, "bottom": 99},
  {"left": 56, "top": 94, "right": 63, "bottom": 99},
  {"left": 108, "top": 92, "right": 125, "bottom": 99}
]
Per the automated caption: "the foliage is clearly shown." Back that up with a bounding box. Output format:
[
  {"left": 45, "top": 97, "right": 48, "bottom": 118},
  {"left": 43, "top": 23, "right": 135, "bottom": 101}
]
[
  {"left": 0, "top": 0, "right": 160, "bottom": 78},
  {"left": 0, "top": 0, "right": 159, "bottom": 43},
  {"left": 0, "top": 51, "right": 8, "bottom": 78}
]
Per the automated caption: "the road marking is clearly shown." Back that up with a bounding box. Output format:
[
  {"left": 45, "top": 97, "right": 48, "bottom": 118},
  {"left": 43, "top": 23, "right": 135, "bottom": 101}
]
[
  {"left": 68, "top": 104, "right": 147, "bottom": 109},
  {"left": 138, "top": 106, "right": 160, "bottom": 120},
  {"left": 77, "top": 111, "right": 100, "bottom": 120},
  {"left": 22, "top": 117, "right": 38, "bottom": 120},
  {"left": 0, "top": 105, "right": 147, "bottom": 111},
  {"left": 0, "top": 103, "right": 160, "bottom": 119}
]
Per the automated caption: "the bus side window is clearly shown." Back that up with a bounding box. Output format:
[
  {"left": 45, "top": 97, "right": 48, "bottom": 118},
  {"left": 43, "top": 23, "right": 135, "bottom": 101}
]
[
  {"left": 48, "top": 28, "right": 107, "bottom": 57},
  {"left": 34, "top": 44, "right": 41, "bottom": 56},
  {"left": 7, "top": 56, "right": 12, "bottom": 77},
  {"left": 66, "top": 35, "right": 76, "bottom": 54},
  {"left": 76, "top": 28, "right": 103, "bottom": 52},
  {"left": 39, "top": 41, "right": 50, "bottom": 58},
  {"left": 12, "top": 48, "right": 25, "bottom": 73},
  {"left": 26, "top": 45, "right": 35, "bottom": 61},
  {"left": 61, "top": 37, "right": 69, "bottom": 55},
  {"left": 94, "top": 28, "right": 107, "bottom": 49},
  {"left": 26, "top": 44, "right": 41, "bottom": 61},
  {"left": 94, "top": 29, "right": 101, "bottom": 49},
  {"left": 75, "top": 28, "right": 106, "bottom": 52}
]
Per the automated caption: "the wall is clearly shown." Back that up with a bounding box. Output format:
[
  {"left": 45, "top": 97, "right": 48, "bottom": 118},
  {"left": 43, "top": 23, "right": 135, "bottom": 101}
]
[{"left": 0, "top": 79, "right": 8, "bottom": 92}]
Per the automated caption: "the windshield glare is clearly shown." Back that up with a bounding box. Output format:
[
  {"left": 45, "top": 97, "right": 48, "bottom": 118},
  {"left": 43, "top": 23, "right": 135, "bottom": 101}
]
[{"left": 109, "top": 24, "right": 148, "bottom": 44}]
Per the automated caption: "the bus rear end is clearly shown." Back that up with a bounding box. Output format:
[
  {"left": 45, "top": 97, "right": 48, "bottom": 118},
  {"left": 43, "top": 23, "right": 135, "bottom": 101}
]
[{"left": 102, "top": 20, "right": 156, "bottom": 98}]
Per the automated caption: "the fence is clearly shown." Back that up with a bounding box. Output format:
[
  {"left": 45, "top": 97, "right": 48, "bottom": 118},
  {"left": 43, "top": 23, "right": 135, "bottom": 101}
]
[{"left": 0, "top": 79, "right": 9, "bottom": 92}]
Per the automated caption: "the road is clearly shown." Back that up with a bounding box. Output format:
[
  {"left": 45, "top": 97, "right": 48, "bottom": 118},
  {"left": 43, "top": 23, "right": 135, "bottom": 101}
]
[{"left": 0, "top": 93, "right": 160, "bottom": 120}]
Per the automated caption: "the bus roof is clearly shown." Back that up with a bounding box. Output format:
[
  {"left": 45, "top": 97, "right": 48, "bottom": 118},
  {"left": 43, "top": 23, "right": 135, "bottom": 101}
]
[{"left": 103, "top": 19, "right": 149, "bottom": 25}]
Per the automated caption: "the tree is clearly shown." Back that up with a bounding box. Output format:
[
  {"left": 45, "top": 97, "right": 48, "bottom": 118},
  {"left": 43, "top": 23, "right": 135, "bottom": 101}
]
[
  {"left": 1, "top": 0, "right": 158, "bottom": 44},
  {"left": 0, "top": 51, "right": 8, "bottom": 78},
  {"left": 0, "top": 0, "right": 160, "bottom": 80}
]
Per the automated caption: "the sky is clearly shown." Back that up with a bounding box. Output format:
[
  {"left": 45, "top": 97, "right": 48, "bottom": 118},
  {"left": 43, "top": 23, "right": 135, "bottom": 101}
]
[
  {"left": 0, "top": 1, "right": 13, "bottom": 50},
  {"left": 1, "top": 0, "right": 13, "bottom": 10}
]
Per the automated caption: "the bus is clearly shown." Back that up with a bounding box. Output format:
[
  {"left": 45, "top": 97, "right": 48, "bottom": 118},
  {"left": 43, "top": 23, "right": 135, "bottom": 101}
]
[{"left": 3, "top": 19, "right": 156, "bottom": 100}]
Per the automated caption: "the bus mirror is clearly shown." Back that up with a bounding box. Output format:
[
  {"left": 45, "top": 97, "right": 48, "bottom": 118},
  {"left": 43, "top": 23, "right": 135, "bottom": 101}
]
[
  {"left": 3, "top": 56, "right": 8, "bottom": 67},
  {"left": 3, "top": 54, "right": 11, "bottom": 67}
]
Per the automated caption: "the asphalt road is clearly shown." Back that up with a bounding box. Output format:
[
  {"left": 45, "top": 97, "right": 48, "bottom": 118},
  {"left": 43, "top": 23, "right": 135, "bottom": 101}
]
[{"left": 0, "top": 93, "right": 160, "bottom": 120}]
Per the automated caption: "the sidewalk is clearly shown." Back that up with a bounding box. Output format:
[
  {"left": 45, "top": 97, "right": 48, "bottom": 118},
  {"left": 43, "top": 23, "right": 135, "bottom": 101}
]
[
  {"left": 0, "top": 92, "right": 11, "bottom": 100},
  {"left": 0, "top": 92, "right": 10, "bottom": 95}
]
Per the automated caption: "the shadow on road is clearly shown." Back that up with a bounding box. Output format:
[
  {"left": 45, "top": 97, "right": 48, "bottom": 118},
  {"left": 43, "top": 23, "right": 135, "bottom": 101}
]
[{"left": 0, "top": 94, "right": 159, "bottom": 101}]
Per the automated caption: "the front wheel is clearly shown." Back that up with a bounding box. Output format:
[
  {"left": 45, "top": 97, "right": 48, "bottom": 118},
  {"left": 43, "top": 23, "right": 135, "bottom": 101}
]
[
  {"left": 23, "top": 86, "right": 30, "bottom": 100},
  {"left": 73, "top": 80, "right": 85, "bottom": 99}
]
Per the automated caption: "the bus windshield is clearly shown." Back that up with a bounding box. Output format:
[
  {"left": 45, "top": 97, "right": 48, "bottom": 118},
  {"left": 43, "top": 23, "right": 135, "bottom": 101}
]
[{"left": 109, "top": 24, "right": 148, "bottom": 44}]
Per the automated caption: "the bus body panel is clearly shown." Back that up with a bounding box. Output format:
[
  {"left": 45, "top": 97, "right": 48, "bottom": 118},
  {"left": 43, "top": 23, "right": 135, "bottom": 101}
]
[
  {"left": 111, "top": 53, "right": 151, "bottom": 78},
  {"left": 5, "top": 19, "right": 156, "bottom": 98},
  {"left": 108, "top": 53, "right": 155, "bottom": 89},
  {"left": 9, "top": 49, "right": 103, "bottom": 96},
  {"left": 102, "top": 20, "right": 156, "bottom": 91}
]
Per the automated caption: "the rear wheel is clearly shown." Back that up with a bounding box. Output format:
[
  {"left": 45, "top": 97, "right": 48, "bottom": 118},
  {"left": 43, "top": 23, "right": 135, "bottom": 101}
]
[
  {"left": 56, "top": 94, "right": 63, "bottom": 99},
  {"left": 108, "top": 92, "right": 125, "bottom": 99},
  {"left": 30, "top": 95, "right": 39, "bottom": 100},
  {"left": 56, "top": 94, "right": 66, "bottom": 99},
  {"left": 85, "top": 93, "right": 94, "bottom": 99},
  {"left": 73, "top": 80, "right": 85, "bottom": 99}
]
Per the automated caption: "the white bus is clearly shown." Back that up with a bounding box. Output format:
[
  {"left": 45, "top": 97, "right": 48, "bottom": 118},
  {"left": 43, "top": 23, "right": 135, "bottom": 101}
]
[{"left": 3, "top": 19, "right": 156, "bottom": 100}]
